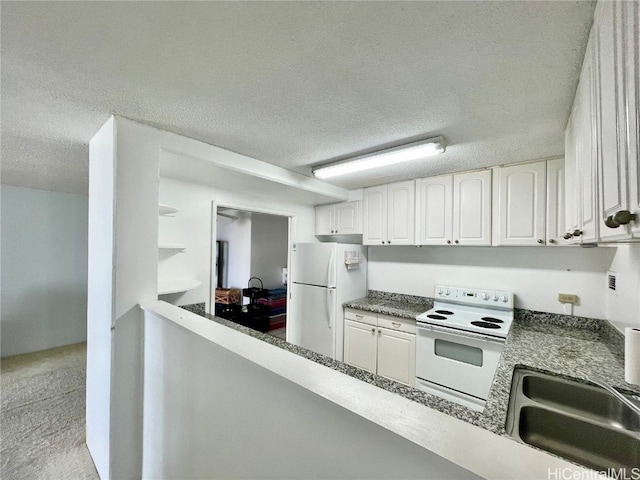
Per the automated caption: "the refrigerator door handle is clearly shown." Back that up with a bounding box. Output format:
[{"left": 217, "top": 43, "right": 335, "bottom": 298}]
[
  {"left": 327, "top": 248, "right": 335, "bottom": 288},
  {"left": 327, "top": 288, "right": 335, "bottom": 329}
]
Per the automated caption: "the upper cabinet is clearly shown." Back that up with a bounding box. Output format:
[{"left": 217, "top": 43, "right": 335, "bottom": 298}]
[
  {"left": 566, "top": 0, "right": 640, "bottom": 243},
  {"left": 416, "top": 175, "right": 453, "bottom": 245},
  {"left": 546, "top": 158, "right": 567, "bottom": 245},
  {"left": 416, "top": 170, "right": 491, "bottom": 246},
  {"left": 492, "top": 162, "right": 546, "bottom": 246},
  {"left": 453, "top": 170, "right": 492, "bottom": 246},
  {"left": 492, "top": 159, "right": 566, "bottom": 246},
  {"left": 627, "top": 1, "right": 640, "bottom": 239},
  {"left": 315, "top": 201, "right": 362, "bottom": 236},
  {"left": 363, "top": 180, "right": 415, "bottom": 245}
]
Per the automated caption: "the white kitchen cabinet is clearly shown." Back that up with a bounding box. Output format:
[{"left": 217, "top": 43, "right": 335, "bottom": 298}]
[
  {"left": 493, "top": 162, "right": 546, "bottom": 246},
  {"left": 565, "top": 1, "right": 640, "bottom": 243},
  {"left": 416, "top": 170, "right": 491, "bottom": 246},
  {"left": 315, "top": 201, "right": 362, "bottom": 236},
  {"left": 343, "top": 308, "right": 415, "bottom": 386},
  {"left": 452, "top": 170, "right": 492, "bottom": 246},
  {"left": 363, "top": 181, "right": 415, "bottom": 246},
  {"left": 344, "top": 319, "right": 377, "bottom": 374},
  {"left": 416, "top": 175, "right": 453, "bottom": 245},
  {"left": 376, "top": 327, "right": 416, "bottom": 386},
  {"left": 564, "top": 114, "right": 580, "bottom": 243},
  {"left": 564, "top": 31, "right": 599, "bottom": 245},
  {"left": 546, "top": 158, "right": 567, "bottom": 246},
  {"left": 315, "top": 204, "right": 334, "bottom": 235},
  {"left": 627, "top": 0, "right": 640, "bottom": 239},
  {"left": 595, "top": 0, "right": 630, "bottom": 241},
  {"left": 595, "top": 0, "right": 640, "bottom": 240}
]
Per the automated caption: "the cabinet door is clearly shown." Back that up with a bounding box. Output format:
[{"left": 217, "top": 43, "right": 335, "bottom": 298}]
[
  {"left": 376, "top": 327, "right": 415, "bottom": 386},
  {"left": 494, "top": 162, "right": 546, "bottom": 246},
  {"left": 416, "top": 175, "right": 453, "bottom": 246},
  {"left": 453, "top": 170, "right": 492, "bottom": 246},
  {"left": 596, "top": 1, "right": 631, "bottom": 241},
  {"left": 564, "top": 112, "right": 580, "bottom": 243},
  {"left": 546, "top": 158, "right": 566, "bottom": 246},
  {"left": 315, "top": 204, "right": 334, "bottom": 236},
  {"left": 344, "top": 319, "right": 377, "bottom": 373},
  {"left": 387, "top": 181, "right": 415, "bottom": 245},
  {"left": 335, "top": 201, "right": 361, "bottom": 235},
  {"left": 624, "top": 0, "right": 640, "bottom": 238},
  {"left": 363, "top": 185, "right": 387, "bottom": 245},
  {"left": 577, "top": 34, "right": 600, "bottom": 244}
]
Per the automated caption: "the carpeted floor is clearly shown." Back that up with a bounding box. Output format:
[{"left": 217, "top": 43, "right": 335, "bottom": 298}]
[{"left": 1, "top": 343, "right": 99, "bottom": 480}]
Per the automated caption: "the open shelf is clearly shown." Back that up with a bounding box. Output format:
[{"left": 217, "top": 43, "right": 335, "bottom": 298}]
[
  {"left": 158, "top": 244, "right": 186, "bottom": 251},
  {"left": 158, "top": 279, "right": 202, "bottom": 295},
  {"left": 159, "top": 204, "right": 179, "bottom": 216}
]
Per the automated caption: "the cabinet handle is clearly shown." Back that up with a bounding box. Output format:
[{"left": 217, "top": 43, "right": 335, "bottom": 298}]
[
  {"left": 378, "top": 329, "right": 381, "bottom": 336},
  {"left": 563, "top": 232, "right": 573, "bottom": 240},
  {"left": 537, "top": 239, "right": 543, "bottom": 244},
  {"left": 446, "top": 240, "right": 451, "bottom": 244},
  {"left": 549, "top": 239, "right": 556, "bottom": 244},
  {"left": 606, "top": 210, "right": 637, "bottom": 228},
  {"left": 381, "top": 241, "right": 385, "bottom": 244},
  {"left": 371, "top": 328, "right": 375, "bottom": 333},
  {"left": 572, "top": 229, "right": 582, "bottom": 237},
  {"left": 355, "top": 314, "right": 363, "bottom": 319},
  {"left": 454, "top": 240, "right": 459, "bottom": 244},
  {"left": 392, "top": 322, "right": 401, "bottom": 328},
  {"left": 335, "top": 230, "right": 338, "bottom": 234}
]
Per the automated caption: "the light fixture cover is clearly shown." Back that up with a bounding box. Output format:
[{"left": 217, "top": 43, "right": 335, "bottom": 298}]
[{"left": 312, "top": 136, "right": 445, "bottom": 179}]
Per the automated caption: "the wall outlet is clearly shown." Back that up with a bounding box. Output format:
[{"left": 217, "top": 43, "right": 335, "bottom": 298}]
[{"left": 558, "top": 293, "right": 578, "bottom": 304}]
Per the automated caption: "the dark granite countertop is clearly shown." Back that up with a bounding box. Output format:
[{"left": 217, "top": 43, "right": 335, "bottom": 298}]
[{"left": 197, "top": 291, "right": 639, "bottom": 439}]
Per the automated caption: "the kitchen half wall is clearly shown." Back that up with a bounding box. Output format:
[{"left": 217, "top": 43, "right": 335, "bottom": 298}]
[{"left": 367, "top": 245, "right": 639, "bottom": 330}]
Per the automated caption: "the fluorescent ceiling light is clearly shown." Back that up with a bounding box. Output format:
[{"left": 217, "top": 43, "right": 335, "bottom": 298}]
[{"left": 312, "top": 137, "right": 446, "bottom": 179}]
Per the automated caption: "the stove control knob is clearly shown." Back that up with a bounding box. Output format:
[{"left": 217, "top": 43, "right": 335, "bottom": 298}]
[
  {"left": 501, "top": 295, "right": 509, "bottom": 303},
  {"left": 493, "top": 294, "right": 499, "bottom": 301},
  {"left": 437, "top": 288, "right": 443, "bottom": 295},
  {"left": 444, "top": 289, "right": 450, "bottom": 296},
  {"left": 482, "top": 293, "right": 490, "bottom": 301}
]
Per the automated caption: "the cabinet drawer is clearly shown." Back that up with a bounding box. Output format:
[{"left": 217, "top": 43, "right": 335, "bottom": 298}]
[
  {"left": 378, "top": 314, "right": 416, "bottom": 334},
  {"left": 344, "top": 308, "right": 377, "bottom": 326}
]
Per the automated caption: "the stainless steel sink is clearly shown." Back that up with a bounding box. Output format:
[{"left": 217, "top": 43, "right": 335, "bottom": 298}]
[{"left": 506, "top": 368, "right": 640, "bottom": 471}]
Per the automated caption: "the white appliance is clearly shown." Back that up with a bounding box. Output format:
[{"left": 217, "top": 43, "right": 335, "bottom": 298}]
[
  {"left": 289, "top": 243, "right": 367, "bottom": 361},
  {"left": 415, "top": 285, "right": 514, "bottom": 411}
]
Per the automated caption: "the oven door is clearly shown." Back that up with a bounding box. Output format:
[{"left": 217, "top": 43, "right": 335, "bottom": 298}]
[{"left": 415, "top": 323, "right": 505, "bottom": 401}]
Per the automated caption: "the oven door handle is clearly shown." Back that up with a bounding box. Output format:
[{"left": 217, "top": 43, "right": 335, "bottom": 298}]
[{"left": 417, "top": 323, "right": 506, "bottom": 344}]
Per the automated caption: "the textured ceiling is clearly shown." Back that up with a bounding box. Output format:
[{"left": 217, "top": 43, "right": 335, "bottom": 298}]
[{"left": 1, "top": 1, "right": 595, "bottom": 195}]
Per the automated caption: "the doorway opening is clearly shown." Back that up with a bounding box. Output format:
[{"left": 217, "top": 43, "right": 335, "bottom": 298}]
[{"left": 214, "top": 205, "right": 290, "bottom": 340}]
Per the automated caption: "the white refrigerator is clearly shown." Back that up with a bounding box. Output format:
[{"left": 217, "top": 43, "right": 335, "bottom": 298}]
[{"left": 289, "top": 243, "right": 367, "bottom": 361}]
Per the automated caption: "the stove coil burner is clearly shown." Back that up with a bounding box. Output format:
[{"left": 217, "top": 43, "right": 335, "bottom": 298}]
[
  {"left": 426, "top": 314, "right": 449, "bottom": 320},
  {"left": 435, "top": 310, "right": 454, "bottom": 315},
  {"left": 471, "top": 320, "right": 501, "bottom": 329},
  {"left": 481, "top": 316, "right": 504, "bottom": 324}
]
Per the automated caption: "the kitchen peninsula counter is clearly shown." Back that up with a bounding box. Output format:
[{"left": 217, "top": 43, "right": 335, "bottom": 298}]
[{"left": 202, "top": 290, "right": 639, "bottom": 439}]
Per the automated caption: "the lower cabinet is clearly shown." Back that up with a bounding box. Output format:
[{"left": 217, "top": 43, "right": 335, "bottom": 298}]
[{"left": 343, "top": 309, "right": 416, "bottom": 386}]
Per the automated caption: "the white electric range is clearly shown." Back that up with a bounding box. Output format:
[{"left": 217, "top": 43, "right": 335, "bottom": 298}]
[{"left": 415, "top": 285, "right": 514, "bottom": 411}]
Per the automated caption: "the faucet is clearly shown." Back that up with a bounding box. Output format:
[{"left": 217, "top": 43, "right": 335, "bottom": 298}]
[{"left": 588, "top": 377, "right": 640, "bottom": 416}]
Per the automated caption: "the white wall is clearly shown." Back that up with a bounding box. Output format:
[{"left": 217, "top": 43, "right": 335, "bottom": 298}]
[
  {"left": 86, "top": 117, "right": 115, "bottom": 480},
  {"left": 158, "top": 177, "right": 216, "bottom": 310},
  {"left": 367, "top": 245, "right": 618, "bottom": 320},
  {"left": 87, "top": 116, "right": 346, "bottom": 480},
  {"left": 1, "top": 185, "right": 88, "bottom": 357},
  {"left": 605, "top": 243, "right": 640, "bottom": 330},
  {"left": 216, "top": 209, "right": 252, "bottom": 292},
  {"left": 142, "top": 309, "right": 481, "bottom": 480},
  {"left": 250, "top": 212, "right": 288, "bottom": 290}
]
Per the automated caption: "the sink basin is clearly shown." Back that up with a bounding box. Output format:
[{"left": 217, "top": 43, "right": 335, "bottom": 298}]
[{"left": 506, "top": 368, "right": 640, "bottom": 471}]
